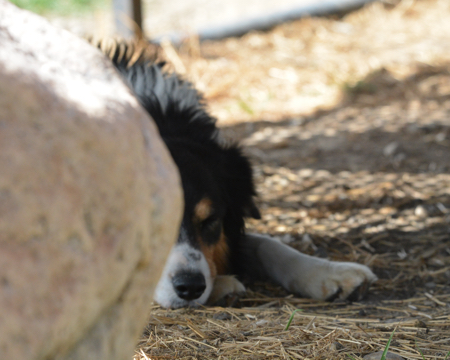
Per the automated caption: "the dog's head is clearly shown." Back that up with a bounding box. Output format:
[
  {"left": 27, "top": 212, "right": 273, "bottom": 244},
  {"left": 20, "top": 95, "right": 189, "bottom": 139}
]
[{"left": 154, "top": 141, "right": 260, "bottom": 308}]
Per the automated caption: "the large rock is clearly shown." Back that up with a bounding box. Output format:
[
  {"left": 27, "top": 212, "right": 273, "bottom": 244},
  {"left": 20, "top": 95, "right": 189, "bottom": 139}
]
[{"left": 0, "top": 1, "right": 183, "bottom": 359}]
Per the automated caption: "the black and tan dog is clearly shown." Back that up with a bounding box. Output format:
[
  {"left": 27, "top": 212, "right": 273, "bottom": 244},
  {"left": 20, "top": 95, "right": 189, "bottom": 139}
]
[{"left": 97, "top": 41, "right": 377, "bottom": 309}]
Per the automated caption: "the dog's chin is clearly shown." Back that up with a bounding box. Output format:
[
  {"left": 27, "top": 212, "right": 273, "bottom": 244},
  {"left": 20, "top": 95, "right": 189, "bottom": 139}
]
[
  {"left": 160, "top": 297, "right": 206, "bottom": 309},
  {"left": 154, "top": 285, "right": 212, "bottom": 309}
]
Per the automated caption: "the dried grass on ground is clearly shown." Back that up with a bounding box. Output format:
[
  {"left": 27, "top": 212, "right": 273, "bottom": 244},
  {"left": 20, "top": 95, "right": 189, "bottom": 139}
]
[{"left": 136, "top": 0, "right": 450, "bottom": 359}]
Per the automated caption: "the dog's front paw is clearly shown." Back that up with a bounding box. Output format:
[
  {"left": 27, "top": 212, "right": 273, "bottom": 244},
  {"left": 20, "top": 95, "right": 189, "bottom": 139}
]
[
  {"left": 305, "top": 261, "right": 377, "bottom": 301},
  {"left": 207, "top": 276, "right": 246, "bottom": 304}
]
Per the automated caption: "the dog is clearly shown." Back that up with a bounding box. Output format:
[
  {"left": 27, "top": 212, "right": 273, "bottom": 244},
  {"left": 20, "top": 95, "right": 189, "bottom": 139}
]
[{"left": 97, "top": 40, "right": 377, "bottom": 308}]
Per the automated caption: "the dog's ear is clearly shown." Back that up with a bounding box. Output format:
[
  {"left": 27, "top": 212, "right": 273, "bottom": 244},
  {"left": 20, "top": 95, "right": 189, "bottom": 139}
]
[{"left": 221, "top": 146, "right": 260, "bottom": 219}]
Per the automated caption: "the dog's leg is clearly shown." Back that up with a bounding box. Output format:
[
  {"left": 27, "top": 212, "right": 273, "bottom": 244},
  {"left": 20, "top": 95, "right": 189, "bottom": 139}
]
[
  {"left": 208, "top": 276, "right": 246, "bottom": 304},
  {"left": 239, "top": 233, "right": 377, "bottom": 301}
]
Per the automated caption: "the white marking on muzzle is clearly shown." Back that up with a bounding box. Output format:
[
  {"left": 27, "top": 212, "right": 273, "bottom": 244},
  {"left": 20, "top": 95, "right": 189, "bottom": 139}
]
[{"left": 153, "top": 230, "right": 213, "bottom": 308}]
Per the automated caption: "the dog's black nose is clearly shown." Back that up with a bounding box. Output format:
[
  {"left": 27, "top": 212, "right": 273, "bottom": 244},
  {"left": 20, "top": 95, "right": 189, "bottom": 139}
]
[{"left": 172, "top": 272, "right": 206, "bottom": 301}]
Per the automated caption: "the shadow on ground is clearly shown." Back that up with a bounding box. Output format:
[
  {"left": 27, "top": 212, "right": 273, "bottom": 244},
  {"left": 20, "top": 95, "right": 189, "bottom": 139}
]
[
  {"left": 223, "top": 64, "right": 450, "bottom": 175},
  {"left": 221, "top": 63, "right": 450, "bottom": 302}
]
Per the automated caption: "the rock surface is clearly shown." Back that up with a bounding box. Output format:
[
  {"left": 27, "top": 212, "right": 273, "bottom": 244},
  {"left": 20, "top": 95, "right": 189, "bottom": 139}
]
[{"left": 0, "top": 1, "right": 182, "bottom": 359}]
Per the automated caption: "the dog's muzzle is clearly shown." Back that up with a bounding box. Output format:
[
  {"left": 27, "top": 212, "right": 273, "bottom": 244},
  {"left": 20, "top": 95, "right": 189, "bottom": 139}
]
[{"left": 154, "top": 242, "right": 213, "bottom": 308}]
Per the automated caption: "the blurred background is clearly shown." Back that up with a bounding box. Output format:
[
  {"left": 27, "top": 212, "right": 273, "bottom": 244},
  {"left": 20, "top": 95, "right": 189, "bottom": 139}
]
[
  {"left": 9, "top": 0, "right": 450, "bottom": 126},
  {"left": 9, "top": 0, "right": 372, "bottom": 40}
]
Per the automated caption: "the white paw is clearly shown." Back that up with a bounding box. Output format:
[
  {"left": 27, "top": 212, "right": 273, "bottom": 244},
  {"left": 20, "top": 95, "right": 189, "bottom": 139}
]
[
  {"left": 207, "top": 276, "right": 246, "bottom": 304},
  {"left": 304, "top": 261, "right": 377, "bottom": 301}
]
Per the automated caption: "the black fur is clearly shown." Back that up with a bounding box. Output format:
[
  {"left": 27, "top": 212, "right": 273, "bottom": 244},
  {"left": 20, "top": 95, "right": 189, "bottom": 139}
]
[{"left": 109, "top": 45, "right": 260, "bottom": 274}]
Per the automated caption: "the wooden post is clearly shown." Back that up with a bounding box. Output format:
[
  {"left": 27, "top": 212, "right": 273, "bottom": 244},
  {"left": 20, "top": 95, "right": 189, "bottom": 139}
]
[{"left": 112, "top": 0, "right": 143, "bottom": 39}]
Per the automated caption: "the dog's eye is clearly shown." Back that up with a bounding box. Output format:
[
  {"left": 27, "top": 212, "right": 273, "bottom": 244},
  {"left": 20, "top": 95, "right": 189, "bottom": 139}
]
[{"left": 201, "top": 215, "right": 221, "bottom": 231}]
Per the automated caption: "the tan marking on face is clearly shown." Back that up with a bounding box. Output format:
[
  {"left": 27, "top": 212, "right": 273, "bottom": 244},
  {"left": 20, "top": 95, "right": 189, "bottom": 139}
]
[
  {"left": 200, "top": 243, "right": 217, "bottom": 278},
  {"left": 213, "top": 232, "right": 229, "bottom": 275},
  {"left": 199, "top": 231, "right": 229, "bottom": 279},
  {"left": 194, "top": 198, "right": 212, "bottom": 222}
]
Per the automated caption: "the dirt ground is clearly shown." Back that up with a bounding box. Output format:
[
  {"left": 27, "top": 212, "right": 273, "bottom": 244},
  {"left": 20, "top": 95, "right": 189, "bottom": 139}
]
[{"left": 133, "top": 0, "right": 450, "bottom": 359}]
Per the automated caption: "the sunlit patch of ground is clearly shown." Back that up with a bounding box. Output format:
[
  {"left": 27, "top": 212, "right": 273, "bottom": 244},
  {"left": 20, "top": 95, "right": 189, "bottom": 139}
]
[{"left": 171, "top": 0, "right": 450, "bottom": 125}]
